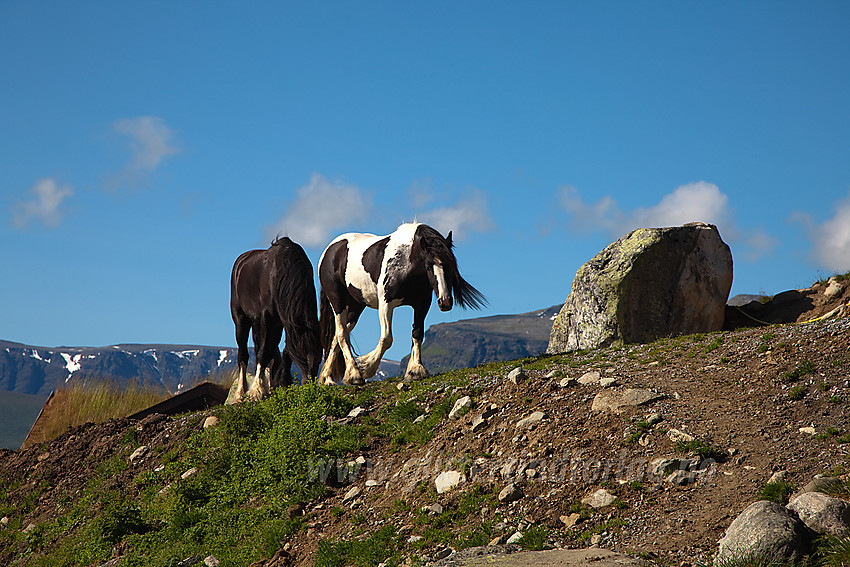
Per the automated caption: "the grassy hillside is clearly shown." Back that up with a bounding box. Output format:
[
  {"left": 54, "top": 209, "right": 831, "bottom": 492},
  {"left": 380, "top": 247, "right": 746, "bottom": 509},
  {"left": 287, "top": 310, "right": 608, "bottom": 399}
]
[{"left": 0, "top": 391, "right": 47, "bottom": 449}]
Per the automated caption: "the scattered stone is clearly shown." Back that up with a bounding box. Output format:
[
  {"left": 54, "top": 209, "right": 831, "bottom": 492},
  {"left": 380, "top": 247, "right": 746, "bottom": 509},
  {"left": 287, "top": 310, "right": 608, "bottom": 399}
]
[
  {"left": 578, "top": 371, "right": 601, "bottom": 385},
  {"left": 599, "top": 377, "right": 618, "bottom": 388},
  {"left": 22, "top": 523, "right": 36, "bottom": 534},
  {"left": 667, "top": 470, "right": 698, "bottom": 485},
  {"left": 481, "top": 404, "right": 499, "bottom": 420},
  {"left": 582, "top": 488, "right": 618, "bottom": 509},
  {"left": 498, "top": 483, "right": 523, "bottom": 503},
  {"left": 435, "top": 471, "right": 467, "bottom": 494},
  {"left": 471, "top": 415, "right": 488, "bottom": 433},
  {"left": 342, "top": 486, "right": 362, "bottom": 503},
  {"left": 560, "top": 512, "right": 582, "bottom": 528},
  {"left": 37, "top": 452, "right": 50, "bottom": 462},
  {"left": 408, "top": 535, "right": 424, "bottom": 544},
  {"left": 506, "top": 531, "right": 523, "bottom": 544},
  {"left": 347, "top": 406, "right": 367, "bottom": 418},
  {"left": 516, "top": 411, "right": 546, "bottom": 430},
  {"left": 589, "top": 533, "right": 603, "bottom": 545},
  {"left": 129, "top": 445, "right": 149, "bottom": 462},
  {"left": 646, "top": 413, "right": 664, "bottom": 425},
  {"left": 591, "top": 389, "right": 664, "bottom": 414},
  {"left": 824, "top": 280, "right": 845, "bottom": 300},
  {"left": 559, "top": 377, "right": 578, "bottom": 388},
  {"left": 488, "top": 535, "right": 506, "bottom": 546},
  {"left": 181, "top": 467, "right": 198, "bottom": 480},
  {"left": 508, "top": 367, "right": 527, "bottom": 384},
  {"left": 433, "top": 547, "right": 453, "bottom": 560},
  {"left": 365, "top": 479, "right": 380, "bottom": 487},
  {"left": 667, "top": 428, "right": 695, "bottom": 444},
  {"left": 397, "top": 382, "right": 410, "bottom": 391},
  {"left": 413, "top": 415, "right": 426, "bottom": 424},
  {"left": 716, "top": 501, "right": 808, "bottom": 564},
  {"left": 768, "top": 471, "right": 787, "bottom": 484},
  {"left": 787, "top": 492, "right": 850, "bottom": 537},
  {"left": 423, "top": 502, "right": 444, "bottom": 515},
  {"left": 202, "top": 416, "right": 219, "bottom": 429},
  {"left": 799, "top": 426, "right": 816, "bottom": 436},
  {"left": 449, "top": 396, "right": 472, "bottom": 420},
  {"left": 204, "top": 556, "right": 221, "bottom": 567}
]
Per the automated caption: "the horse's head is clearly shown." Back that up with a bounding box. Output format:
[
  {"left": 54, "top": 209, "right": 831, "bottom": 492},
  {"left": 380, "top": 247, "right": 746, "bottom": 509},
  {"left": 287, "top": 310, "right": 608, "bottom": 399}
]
[{"left": 416, "top": 226, "right": 487, "bottom": 312}]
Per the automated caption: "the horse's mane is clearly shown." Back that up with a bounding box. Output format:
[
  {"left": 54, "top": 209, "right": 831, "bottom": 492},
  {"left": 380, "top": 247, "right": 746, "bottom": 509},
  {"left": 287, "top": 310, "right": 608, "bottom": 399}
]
[{"left": 416, "top": 224, "right": 487, "bottom": 310}]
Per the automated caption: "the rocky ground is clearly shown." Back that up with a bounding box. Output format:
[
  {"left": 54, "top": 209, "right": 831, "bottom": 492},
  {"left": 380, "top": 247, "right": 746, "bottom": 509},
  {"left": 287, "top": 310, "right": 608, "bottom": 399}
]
[{"left": 1, "top": 279, "right": 849, "bottom": 567}]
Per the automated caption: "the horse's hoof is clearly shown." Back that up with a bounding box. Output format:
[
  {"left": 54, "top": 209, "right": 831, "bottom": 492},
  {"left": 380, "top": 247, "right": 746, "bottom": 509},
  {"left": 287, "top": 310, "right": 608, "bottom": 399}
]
[
  {"left": 404, "top": 367, "right": 430, "bottom": 382},
  {"left": 343, "top": 375, "right": 365, "bottom": 386}
]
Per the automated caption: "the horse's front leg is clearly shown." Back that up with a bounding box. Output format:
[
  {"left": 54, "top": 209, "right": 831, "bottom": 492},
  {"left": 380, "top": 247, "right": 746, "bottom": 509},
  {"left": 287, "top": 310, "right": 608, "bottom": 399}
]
[
  {"left": 404, "top": 304, "right": 430, "bottom": 381},
  {"left": 356, "top": 300, "right": 394, "bottom": 380}
]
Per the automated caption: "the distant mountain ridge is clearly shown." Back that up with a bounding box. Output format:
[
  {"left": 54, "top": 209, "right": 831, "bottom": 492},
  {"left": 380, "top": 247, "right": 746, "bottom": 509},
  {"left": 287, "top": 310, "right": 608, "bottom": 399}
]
[
  {"left": 404, "top": 305, "right": 563, "bottom": 374},
  {"left": 0, "top": 340, "right": 240, "bottom": 396}
]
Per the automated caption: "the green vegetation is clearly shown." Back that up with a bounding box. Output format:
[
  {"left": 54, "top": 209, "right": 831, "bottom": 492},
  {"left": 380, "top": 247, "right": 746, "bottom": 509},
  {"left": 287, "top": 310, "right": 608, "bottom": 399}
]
[
  {"left": 789, "top": 385, "right": 808, "bottom": 401},
  {"left": 757, "top": 481, "right": 796, "bottom": 505},
  {"left": 674, "top": 437, "right": 725, "bottom": 462},
  {"left": 785, "top": 360, "right": 816, "bottom": 382}
]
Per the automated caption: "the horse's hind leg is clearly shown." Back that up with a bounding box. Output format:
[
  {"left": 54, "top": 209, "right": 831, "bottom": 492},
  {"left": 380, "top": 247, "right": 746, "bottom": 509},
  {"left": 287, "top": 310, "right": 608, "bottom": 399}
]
[
  {"left": 356, "top": 300, "right": 394, "bottom": 380},
  {"left": 246, "top": 318, "right": 276, "bottom": 401},
  {"left": 226, "top": 312, "right": 252, "bottom": 404}
]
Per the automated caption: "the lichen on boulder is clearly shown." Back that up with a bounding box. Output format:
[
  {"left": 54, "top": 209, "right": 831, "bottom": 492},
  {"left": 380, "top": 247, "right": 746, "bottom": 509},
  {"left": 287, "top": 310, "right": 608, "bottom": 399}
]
[{"left": 548, "top": 223, "right": 733, "bottom": 353}]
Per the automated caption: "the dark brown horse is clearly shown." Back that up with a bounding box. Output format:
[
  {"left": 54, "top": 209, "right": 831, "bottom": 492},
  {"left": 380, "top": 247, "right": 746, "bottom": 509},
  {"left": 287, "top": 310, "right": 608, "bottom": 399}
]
[{"left": 227, "top": 237, "right": 322, "bottom": 403}]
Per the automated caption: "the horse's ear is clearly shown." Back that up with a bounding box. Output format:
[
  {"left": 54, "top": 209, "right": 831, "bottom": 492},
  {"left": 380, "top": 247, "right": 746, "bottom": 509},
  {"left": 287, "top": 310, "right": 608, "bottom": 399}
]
[{"left": 445, "top": 231, "right": 453, "bottom": 247}]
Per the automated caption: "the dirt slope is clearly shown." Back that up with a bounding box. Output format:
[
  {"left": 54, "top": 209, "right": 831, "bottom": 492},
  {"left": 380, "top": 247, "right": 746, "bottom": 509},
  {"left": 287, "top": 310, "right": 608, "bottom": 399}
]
[{"left": 1, "top": 286, "right": 849, "bottom": 566}]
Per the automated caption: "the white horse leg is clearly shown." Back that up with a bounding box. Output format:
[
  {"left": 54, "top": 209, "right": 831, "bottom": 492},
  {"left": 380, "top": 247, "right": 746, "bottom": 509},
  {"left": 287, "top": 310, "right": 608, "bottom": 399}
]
[
  {"left": 245, "top": 363, "right": 268, "bottom": 401},
  {"left": 332, "top": 312, "right": 364, "bottom": 386},
  {"left": 319, "top": 335, "right": 341, "bottom": 385},
  {"left": 356, "top": 301, "right": 394, "bottom": 380},
  {"left": 226, "top": 363, "right": 250, "bottom": 404}
]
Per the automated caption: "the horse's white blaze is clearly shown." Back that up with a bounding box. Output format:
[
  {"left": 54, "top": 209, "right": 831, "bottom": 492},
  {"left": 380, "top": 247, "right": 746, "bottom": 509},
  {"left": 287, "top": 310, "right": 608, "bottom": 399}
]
[{"left": 434, "top": 264, "right": 449, "bottom": 304}]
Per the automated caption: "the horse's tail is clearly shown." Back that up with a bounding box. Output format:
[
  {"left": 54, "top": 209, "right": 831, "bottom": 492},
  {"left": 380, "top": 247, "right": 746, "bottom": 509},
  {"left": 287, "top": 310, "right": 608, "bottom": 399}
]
[{"left": 319, "top": 290, "right": 335, "bottom": 359}]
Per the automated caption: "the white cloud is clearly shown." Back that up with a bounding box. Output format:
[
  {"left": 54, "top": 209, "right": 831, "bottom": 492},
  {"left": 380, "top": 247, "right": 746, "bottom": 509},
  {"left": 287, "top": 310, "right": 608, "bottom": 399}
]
[
  {"left": 557, "top": 181, "right": 776, "bottom": 260},
  {"left": 415, "top": 187, "right": 495, "bottom": 241},
  {"left": 797, "top": 192, "right": 850, "bottom": 273},
  {"left": 266, "top": 173, "right": 372, "bottom": 247},
  {"left": 106, "top": 116, "right": 179, "bottom": 189},
  {"left": 12, "top": 178, "right": 74, "bottom": 228}
]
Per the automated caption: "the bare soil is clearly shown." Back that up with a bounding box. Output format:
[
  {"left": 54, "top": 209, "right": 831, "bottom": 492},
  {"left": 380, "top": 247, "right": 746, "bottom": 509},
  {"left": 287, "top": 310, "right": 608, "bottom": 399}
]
[{"left": 2, "top": 281, "right": 849, "bottom": 567}]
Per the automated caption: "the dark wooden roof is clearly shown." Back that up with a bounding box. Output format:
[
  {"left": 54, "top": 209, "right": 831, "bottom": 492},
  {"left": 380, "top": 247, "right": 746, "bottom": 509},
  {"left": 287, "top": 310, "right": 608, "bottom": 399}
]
[{"left": 128, "top": 381, "right": 228, "bottom": 420}]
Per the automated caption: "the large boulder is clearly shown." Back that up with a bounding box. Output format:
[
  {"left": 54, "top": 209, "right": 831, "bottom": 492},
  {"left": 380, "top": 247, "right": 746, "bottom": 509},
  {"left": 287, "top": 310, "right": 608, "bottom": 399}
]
[
  {"left": 787, "top": 492, "right": 850, "bottom": 537},
  {"left": 548, "top": 223, "right": 733, "bottom": 353},
  {"left": 715, "top": 501, "right": 809, "bottom": 564}
]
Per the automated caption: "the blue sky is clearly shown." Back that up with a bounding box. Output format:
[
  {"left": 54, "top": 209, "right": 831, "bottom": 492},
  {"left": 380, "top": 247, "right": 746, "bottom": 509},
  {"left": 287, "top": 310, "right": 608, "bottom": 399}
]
[{"left": 2, "top": 2, "right": 849, "bottom": 361}]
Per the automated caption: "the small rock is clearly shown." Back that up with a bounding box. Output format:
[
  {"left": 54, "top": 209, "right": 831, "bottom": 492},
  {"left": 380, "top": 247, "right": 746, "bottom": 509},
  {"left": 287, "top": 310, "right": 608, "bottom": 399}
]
[
  {"left": 204, "top": 556, "right": 221, "bottom": 567},
  {"left": 498, "top": 483, "right": 524, "bottom": 503},
  {"left": 22, "top": 523, "right": 36, "bottom": 534},
  {"left": 435, "top": 471, "right": 466, "bottom": 494},
  {"left": 365, "top": 479, "right": 380, "bottom": 487},
  {"left": 202, "top": 416, "right": 219, "bottom": 429},
  {"left": 129, "top": 445, "right": 149, "bottom": 462},
  {"left": 37, "top": 452, "right": 50, "bottom": 462},
  {"left": 471, "top": 415, "right": 488, "bottom": 433},
  {"left": 481, "top": 404, "right": 499, "bottom": 420},
  {"left": 800, "top": 477, "right": 845, "bottom": 494},
  {"left": 408, "top": 535, "right": 424, "bottom": 544},
  {"left": 181, "top": 467, "right": 198, "bottom": 480},
  {"left": 667, "top": 470, "right": 698, "bottom": 485},
  {"left": 1, "top": 516, "right": 8, "bottom": 526},
  {"left": 599, "top": 377, "right": 618, "bottom": 388},
  {"left": 799, "top": 426, "right": 817, "bottom": 436},
  {"left": 397, "top": 382, "right": 410, "bottom": 391},
  {"left": 578, "top": 371, "right": 601, "bottom": 385},
  {"left": 559, "top": 377, "right": 578, "bottom": 388},
  {"left": 422, "top": 502, "right": 444, "bottom": 515},
  {"left": 560, "top": 512, "right": 582, "bottom": 527},
  {"left": 342, "top": 486, "right": 362, "bottom": 503},
  {"left": 592, "top": 389, "right": 664, "bottom": 414},
  {"left": 508, "top": 367, "right": 527, "bottom": 384},
  {"left": 488, "top": 535, "right": 507, "bottom": 546},
  {"left": 768, "top": 471, "right": 787, "bottom": 484},
  {"left": 787, "top": 492, "right": 850, "bottom": 536},
  {"left": 667, "top": 429, "right": 695, "bottom": 444},
  {"left": 824, "top": 280, "right": 845, "bottom": 300},
  {"left": 433, "top": 547, "right": 453, "bottom": 560},
  {"left": 646, "top": 413, "right": 664, "bottom": 425},
  {"left": 449, "top": 396, "right": 472, "bottom": 420},
  {"left": 516, "top": 411, "right": 546, "bottom": 430},
  {"left": 348, "top": 406, "right": 367, "bottom": 418},
  {"left": 582, "top": 488, "right": 618, "bottom": 509},
  {"left": 413, "top": 415, "right": 426, "bottom": 424},
  {"left": 506, "top": 531, "right": 523, "bottom": 544},
  {"left": 589, "top": 534, "right": 603, "bottom": 545}
]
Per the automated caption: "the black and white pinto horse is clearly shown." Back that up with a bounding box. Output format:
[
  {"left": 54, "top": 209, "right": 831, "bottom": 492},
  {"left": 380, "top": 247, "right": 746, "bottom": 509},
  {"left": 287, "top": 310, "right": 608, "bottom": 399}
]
[
  {"left": 227, "top": 237, "right": 322, "bottom": 403},
  {"left": 318, "top": 222, "right": 486, "bottom": 385}
]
